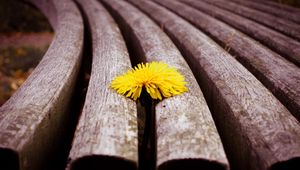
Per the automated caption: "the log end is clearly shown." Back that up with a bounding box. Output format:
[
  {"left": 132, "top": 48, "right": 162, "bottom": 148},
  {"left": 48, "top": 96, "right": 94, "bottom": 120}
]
[
  {"left": 69, "top": 155, "right": 137, "bottom": 170},
  {"left": 0, "top": 148, "right": 19, "bottom": 170},
  {"left": 271, "top": 157, "right": 300, "bottom": 170},
  {"left": 158, "top": 158, "right": 228, "bottom": 170}
]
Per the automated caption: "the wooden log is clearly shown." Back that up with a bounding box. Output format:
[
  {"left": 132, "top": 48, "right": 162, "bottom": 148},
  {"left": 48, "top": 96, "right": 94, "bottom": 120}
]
[
  {"left": 103, "top": 0, "right": 228, "bottom": 169},
  {"left": 229, "top": 0, "right": 300, "bottom": 24},
  {"left": 68, "top": 0, "right": 138, "bottom": 169},
  {"left": 201, "top": 0, "right": 300, "bottom": 41},
  {"left": 157, "top": 0, "right": 300, "bottom": 129},
  {"left": 0, "top": 0, "right": 84, "bottom": 170},
  {"left": 252, "top": 0, "right": 300, "bottom": 14},
  {"left": 129, "top": 0, "right": 300, "bottom": 169},
  {"left": 180, "top": 0, "right": 300, "bottom": 67}
]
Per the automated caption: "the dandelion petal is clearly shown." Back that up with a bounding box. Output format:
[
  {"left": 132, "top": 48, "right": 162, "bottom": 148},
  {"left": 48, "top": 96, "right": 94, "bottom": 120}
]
[{"left": 110, "top": 61, "right": 188, "bottom": 100}]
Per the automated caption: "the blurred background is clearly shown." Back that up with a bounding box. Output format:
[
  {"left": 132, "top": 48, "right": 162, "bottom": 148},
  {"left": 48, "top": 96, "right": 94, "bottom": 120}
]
[
  {"left": 0, "top": 0, "right": 299, "bottom": 106},
  {"left": 0, "top": 0, "right": 53, "bottom": 106}
]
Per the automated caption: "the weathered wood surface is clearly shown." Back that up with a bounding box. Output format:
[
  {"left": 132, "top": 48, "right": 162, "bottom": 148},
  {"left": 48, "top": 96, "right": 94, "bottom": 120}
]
[
  {"left": 130, "top": 0, "right": 300, "bottom": 169},
  {"left": 103, "top": 0, "right": 228, "bottom": 169},
  {"left": 201, "top": 0, "right": 300, "bottom": 41},
  {"left": 68, "top": 0, "right": 138, "bottom": 169},
  {"left": 0, "top": 0, "right": 83, "bottom": 169},
  {"left": 230, "top": 0, "right": 300, "bottom": 24},
  {"left": 180, "top": 0, "right": 300, "bottom": 67},
  {"left": 158, "top": 0, "right": 300, "bottom": 129},
  {"left": 252, "top": 0, "right": 300, "bottom": 15}
]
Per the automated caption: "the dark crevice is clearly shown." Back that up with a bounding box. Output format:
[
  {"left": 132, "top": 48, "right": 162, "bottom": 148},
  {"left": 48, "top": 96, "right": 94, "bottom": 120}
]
[
  {"left": 138, "top": 90, "right": 157, "bottom": 170},
  {"left": 0, "top": 149, "right": 19, "bottom": 170},
  {"left": 101, "top": 1, "right": 157, "bottom": 170},
  {"left": 271, "top": 157, "right": 300, "bottom": 170}
]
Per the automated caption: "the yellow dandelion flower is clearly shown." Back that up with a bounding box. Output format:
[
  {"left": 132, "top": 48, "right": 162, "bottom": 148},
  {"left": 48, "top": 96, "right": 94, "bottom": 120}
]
[{"left": 111, "top": 61, "right": 188, "bottom": 100}]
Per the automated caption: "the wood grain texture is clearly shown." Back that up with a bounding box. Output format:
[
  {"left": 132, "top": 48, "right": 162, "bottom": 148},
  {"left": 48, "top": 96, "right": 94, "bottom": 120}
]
[
  {"left": 131, "top": 0, "right": 300, "bottom": 169},
  {"left": 181, "top": 0, "right": 300, "bottom": 67},
  {"left": 68, "top": 0, "right": 138, "bottom": 169},
  {"left": 0, "top": 0, "right": 83, "bottom": 169},
  {"left": 201, "top": 0, "right": 300, "bottom": 41},
  {"left": 251, "top": 0, "right": 300, "bottom": 14},
  {"left": 103, "top": 0, "right": 229, "bottom": 169},
  {"left": 229, "top": 0, "right": 300, "bottom": 24},
  {"left": 158, "top": 0, "right": 300, "bottom": 131}
]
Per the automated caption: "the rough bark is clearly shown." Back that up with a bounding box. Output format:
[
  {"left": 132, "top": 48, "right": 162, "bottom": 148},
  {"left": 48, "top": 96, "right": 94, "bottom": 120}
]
[
  {"left": 68, "top": 0, "right": 138, "bottom": 169},
  {"left": 130, "top": 0, "right": 300, "bottom": 169},
  {"left": 103, "top": 0, "right": 229, "bottom": 169},
  {"left": 180, "top": 0, "right": 300, "bottom": 67},
  {"left": 0, "top": 0, "right": 83, "bottom": 169}
]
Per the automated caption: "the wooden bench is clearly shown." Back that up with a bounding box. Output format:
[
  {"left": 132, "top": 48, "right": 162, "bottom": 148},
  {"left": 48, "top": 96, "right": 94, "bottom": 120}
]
[
  {"left": 130, "top": 0, "right": 300, "bottom": 170},
  {"left": 69, "top": 0, "right": 228, "bottom": 169},
  {"left": 178, "top": 0, "right": 300, "bottom": 120},
  {"left": 100, "top": 1, "right": 228, "bottom": 170},
  {"left": 180, "top": 0, "right": 300, "bottom": 67},
  {"left": 1, "top": 0, "right": 300, "bottom": 169},
  {"left": 157, "top": 0, "right": 300, "bottom": 133}
]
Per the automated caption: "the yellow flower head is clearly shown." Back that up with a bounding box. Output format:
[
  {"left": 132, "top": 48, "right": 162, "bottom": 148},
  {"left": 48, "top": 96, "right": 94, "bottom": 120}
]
[{"left": 111, "top": 61, "right": 188, "bottom": 100}]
